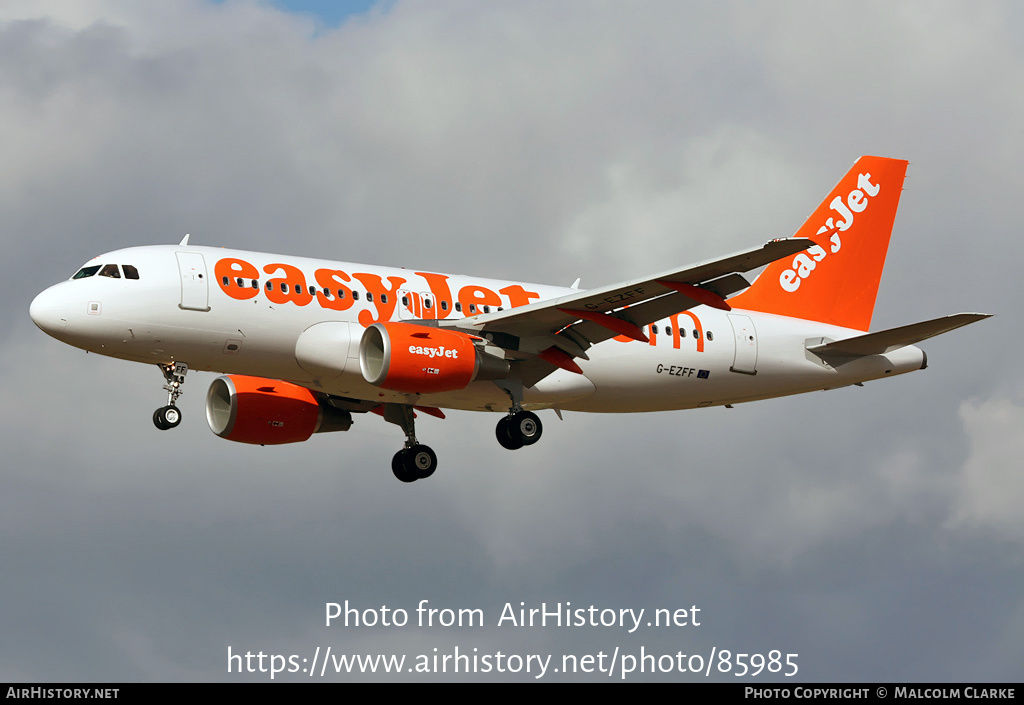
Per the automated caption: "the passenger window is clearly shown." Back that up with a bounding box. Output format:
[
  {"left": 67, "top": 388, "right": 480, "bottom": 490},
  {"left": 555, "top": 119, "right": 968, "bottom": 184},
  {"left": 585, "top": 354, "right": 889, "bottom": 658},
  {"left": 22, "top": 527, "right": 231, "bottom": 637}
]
[
  {"left": 282, "top": 283, "right": 289, "bottom": 294},
  {"left": 380, "top": 294, "right": 388, "bottom": 304},
  {"left": 236, "top": 278, "right": 244, "bottom": 287},
  {"left": 666, "top": 326, "right": 672, "bottom": 336},
  {"left": 324, "top": 288, "right": 333, "bottom": 298},
  {"left": 353, "top": 291, "right": 360, "bottom": 301},
  {"left": 122, "top": 265, "right": 139, "bottom": 280},
  {"left": 367, "top": 292, "right": 374, "bottom": 303},
  {"left": 440, "top": 301, "right": 449, "bottom": 311},
  {"left": 455, "top": 302, "right": 462, "bottom": 312},
  {"left": 651, "top": 324, "right": 659, "bottom": 334},
  {"left": 309, "top": 286, "right": 317, "bottom": 295},
  {"left": 706, "top": 331, "right": 714, "bottom": 341},
  {"left": 99, "top": 264, "right": 121, "bottom": 278},
  {"left": 266, "top": 281, "right": 273, "bottom": 291},
  {"left": 222, "top": 276, "right": 230, "bottom": 286},
  {"left": 251, "top": 280, "right": 258, "bottom": 289},
  {"left": 680, "top": 328, "right": 686, "bottom": 338},
  {"left": 483, "top": 305, "right": 490, "bottom": 313},
  {"left": 72, "top": 265, "right": 101, "bottom": 279},
  {"left": 692, "top": 329, "right": 698, "bottom": 339}
]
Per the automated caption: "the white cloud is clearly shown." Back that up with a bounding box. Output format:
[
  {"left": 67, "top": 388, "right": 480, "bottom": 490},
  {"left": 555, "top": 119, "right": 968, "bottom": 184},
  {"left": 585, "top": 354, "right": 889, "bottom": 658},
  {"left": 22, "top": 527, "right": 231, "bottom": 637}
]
[{"left": 949, "top": 395, "right": 1024, "bottom": 542}]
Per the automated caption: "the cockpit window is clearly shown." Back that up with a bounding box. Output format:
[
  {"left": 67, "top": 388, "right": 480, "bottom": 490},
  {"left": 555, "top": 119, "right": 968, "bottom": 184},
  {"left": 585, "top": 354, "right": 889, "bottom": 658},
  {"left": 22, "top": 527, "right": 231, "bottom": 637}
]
[
  {"left": 122, "top": 265, "right": 139, "bottom": 280},
  {"left": 99, "top": 264, "right": 121, "bottom": 278},
  {"left": 72, "top": 265, "right": 101, "bottom": 280}
]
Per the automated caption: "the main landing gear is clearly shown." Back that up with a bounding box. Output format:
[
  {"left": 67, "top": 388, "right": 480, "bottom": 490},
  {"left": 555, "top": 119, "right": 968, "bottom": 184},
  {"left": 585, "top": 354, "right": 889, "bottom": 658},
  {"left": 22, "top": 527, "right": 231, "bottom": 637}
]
[
  {"left": 378, "top": 391, "right": 546, "bottom": 483},
  {"left": 153, "top": 362, "right": 188, "bottom": 430},
  {"left": 383, "top": 404, "right": 438, "bottom": 484},
  {"left": 495, "top": 410, "right": 543, "bottom": 450},
  {"left": 492, "top": 380, "right": 543, "bottom": 450},
  {"left": 392, "top": 445, "right": 438, "bottom": 484},
  {"left": 383, "top": 404, "right": 544, "bottom": 482}
]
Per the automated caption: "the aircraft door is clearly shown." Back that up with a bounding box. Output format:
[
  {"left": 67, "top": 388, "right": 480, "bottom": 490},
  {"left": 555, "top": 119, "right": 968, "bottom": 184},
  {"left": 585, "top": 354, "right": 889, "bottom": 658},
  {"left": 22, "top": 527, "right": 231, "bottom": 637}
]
[
  {"left": 398, "top": 290, "right": 436, "bottom": 320},
  {"left": 398, "top": 290, "right": 419, "bottom": 320},
  {"left": 728, "top": 313, "right": 758, "bottom": 375},
  {"left": 419, "top": 291, "right": 436, "bottom": 320},
  {"left": 176, "top": 252, "right": 210, "bottom": 311}
]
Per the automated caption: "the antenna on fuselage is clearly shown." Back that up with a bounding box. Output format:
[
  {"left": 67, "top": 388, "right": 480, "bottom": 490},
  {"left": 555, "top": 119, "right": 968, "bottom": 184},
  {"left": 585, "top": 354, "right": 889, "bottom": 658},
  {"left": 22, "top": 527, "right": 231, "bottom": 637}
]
[{"left": 179, "top": 233, "right": 190, "bottom": 246}]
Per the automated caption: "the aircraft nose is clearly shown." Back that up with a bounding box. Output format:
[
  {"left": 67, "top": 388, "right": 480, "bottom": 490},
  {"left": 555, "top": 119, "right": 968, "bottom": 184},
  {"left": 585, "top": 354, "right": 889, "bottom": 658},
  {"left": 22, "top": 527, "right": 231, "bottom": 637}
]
[{"left": 29, "top": 285, "right": 69, "bottom": 336}]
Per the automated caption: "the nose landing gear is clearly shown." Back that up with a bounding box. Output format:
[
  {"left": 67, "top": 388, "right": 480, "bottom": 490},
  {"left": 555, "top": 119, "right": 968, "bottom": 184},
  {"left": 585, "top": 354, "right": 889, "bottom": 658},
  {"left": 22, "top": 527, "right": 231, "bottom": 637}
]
[
  {"left": 153, "top": 362, "right": 188, "bottom": 430},
  {"left": 153, "top": 405, "right": 181, "bottom": 430}
]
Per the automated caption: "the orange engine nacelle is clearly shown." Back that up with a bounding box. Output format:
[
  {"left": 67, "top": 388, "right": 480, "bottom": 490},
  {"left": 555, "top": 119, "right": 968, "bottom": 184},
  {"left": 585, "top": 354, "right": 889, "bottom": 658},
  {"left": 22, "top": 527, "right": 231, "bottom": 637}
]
[
  {"left": 359, "top": 322, "right": 509, "bottom": 394},
  {"left": 206, "top": 375, "right": 352, "bottom": 445}
]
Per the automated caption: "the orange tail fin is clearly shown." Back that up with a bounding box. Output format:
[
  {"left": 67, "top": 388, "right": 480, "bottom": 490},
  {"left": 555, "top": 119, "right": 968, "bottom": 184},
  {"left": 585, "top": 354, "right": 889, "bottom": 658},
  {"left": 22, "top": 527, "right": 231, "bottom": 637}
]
[{"left": 727, "top": 156, "right": 908, "bottom": 331}]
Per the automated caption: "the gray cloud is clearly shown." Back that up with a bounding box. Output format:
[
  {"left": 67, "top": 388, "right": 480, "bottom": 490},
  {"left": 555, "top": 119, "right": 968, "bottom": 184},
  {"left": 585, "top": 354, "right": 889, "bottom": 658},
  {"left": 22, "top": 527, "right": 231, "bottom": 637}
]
[{"left": 2, "top": 0, "right": 1020, "bottom": 681}]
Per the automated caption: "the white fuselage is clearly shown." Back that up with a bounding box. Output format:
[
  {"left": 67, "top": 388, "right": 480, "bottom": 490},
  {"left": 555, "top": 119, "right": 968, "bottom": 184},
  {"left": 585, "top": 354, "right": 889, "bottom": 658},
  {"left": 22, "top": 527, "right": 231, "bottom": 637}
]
[{"left": 29, "top": 244, "right": 925, "bottom": 414}]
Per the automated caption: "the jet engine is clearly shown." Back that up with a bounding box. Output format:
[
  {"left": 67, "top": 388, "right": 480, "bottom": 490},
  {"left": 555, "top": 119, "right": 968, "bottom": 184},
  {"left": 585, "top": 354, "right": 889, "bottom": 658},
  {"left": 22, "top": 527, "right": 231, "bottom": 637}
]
[
  {"left": 359, "top": 322, "right": 510, "bottom": 394},
  {"left": 206, "top": 375, "right": 352, "bottom": 445}
]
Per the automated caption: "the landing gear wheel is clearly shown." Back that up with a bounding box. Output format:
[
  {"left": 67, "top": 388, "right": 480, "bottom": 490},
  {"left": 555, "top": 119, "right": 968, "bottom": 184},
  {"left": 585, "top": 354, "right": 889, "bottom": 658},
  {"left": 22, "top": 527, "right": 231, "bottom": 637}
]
[
  {"left": 153, "top": 408, "right": 168, "bottom": 430},
  {"left": 392, "top": 450, "right": 418, "bottom": 483},
  {"left": 392, "top": 445, "right": 437, "bottom": 482},
  {"left": 406, "top": 444, "right": 437, "bottom": 479},
  {"left": 513, "top": 410, "right": 542, "bottom": 446},
  {"left": 496, "top": 416, "right": 524, "bottom": 450},
  {"left": 382, "top": 404, "right": 438, "bottom": 482},
  {"left": 153, "top": 405, "right": 181, "bottom": 430}
]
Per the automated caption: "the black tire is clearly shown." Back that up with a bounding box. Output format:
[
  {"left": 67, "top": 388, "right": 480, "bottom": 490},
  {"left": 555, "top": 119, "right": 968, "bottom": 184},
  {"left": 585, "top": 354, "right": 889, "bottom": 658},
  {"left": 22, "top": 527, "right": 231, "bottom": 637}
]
[
  {"left": 153, "top": 408, "right": 169, "bottom": 430},
  {"left": 495, "top": 416, "right": 524, "bottom": 450},
  {"left": 392, "top": 450, "right": 418, "bottom": 483},
  {"left": 153, "top": 406, "right": 180, "bottom": 430},
  {"left": 513, "top": 410, "right": 542, "bottom": 446},
  {"left": 405, "top": 445, "right": 437, "bottom": 479}
]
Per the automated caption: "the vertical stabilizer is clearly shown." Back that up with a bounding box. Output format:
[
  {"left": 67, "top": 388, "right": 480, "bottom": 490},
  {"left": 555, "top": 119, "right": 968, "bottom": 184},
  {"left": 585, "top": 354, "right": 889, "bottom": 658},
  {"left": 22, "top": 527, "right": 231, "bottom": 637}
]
[{"left": 728, "top": 156, "right": 908, "bottom": 331}]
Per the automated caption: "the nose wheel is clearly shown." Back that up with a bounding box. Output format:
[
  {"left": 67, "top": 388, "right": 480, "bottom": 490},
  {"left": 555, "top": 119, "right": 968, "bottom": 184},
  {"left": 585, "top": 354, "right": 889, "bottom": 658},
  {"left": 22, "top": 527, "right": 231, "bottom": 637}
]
[
  {"left": 153, "top": 405, "right": 182, "bottom": 430},
  {"left": 153, "top": 362, "right": 188, "bottom": 431},
  {"left": 496, "top": 410, "right": 543, "bottom": 450}
]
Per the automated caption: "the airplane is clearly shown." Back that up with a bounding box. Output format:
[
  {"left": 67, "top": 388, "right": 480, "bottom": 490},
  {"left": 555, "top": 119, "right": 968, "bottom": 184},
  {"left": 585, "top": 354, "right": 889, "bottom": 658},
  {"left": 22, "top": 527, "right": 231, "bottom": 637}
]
[{"left": 29, "top": 156, "right": 990, "bottom": 482}]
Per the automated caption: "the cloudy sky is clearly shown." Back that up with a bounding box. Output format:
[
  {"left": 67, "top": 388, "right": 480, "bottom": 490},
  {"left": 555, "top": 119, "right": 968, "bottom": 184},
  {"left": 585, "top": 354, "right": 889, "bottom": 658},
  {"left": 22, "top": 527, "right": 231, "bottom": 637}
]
[{"left": 3, "top": 0, "right": 1021, "bottom": 682}]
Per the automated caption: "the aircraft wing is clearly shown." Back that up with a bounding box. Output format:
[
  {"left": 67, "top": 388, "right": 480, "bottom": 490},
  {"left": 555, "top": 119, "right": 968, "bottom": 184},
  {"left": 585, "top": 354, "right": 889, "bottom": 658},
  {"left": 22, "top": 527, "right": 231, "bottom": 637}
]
[{"left": 437, "top": 238, "right": 811, "bottom": 383}]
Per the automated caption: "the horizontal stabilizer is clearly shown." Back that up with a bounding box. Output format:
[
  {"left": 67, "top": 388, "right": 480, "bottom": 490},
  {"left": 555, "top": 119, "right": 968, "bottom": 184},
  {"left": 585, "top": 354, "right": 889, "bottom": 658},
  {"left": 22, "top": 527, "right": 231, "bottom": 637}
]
[{"left": 808, "top": 313, "right": 992, "bottom": 358}]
